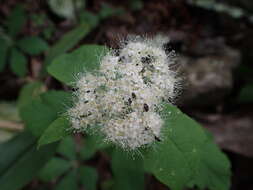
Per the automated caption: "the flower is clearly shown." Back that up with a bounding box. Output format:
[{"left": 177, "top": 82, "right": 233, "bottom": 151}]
[{"left": 68, "top": 35, "right": 179, "bottom": 150}]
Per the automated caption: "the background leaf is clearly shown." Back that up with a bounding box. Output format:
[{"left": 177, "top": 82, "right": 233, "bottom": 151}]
[
  {"left": 10, "top": 48, "right": 27, "bottom": 77},
  {"left": 48, "top": 44, "right": 109, "bottom": 85},
  {"left": 20, "top": 90, "right": 71, "bottom": 137},
  {"left": 79, "top": 166, "right": 98, "bottom": 190},
  {"left": 38, "top": 117, "right": 71, "bottom": 147},
  {"left": 38, "top": 157, "right": 72, "bottom": 182},
  {"left": 6, "top": 5, "right": 26, "bottom": 37},
  {"left": 0, "top": 132, "right": 58, "bottom": 190},
  {"left": 0, "top": 37, "right": 9, "bottom": 71},
  {"left": 111, "top": 149, "right": 145, "bottom": 190},
  {"left": 17, "top": 36, "right": 49, "bottom": 55},
  {"left": 79, "top": 11, "right": 99, "bottom": 28},
  {"left": 20, "top": 100, "right": 57, "bottom": 137},
  {"left": 44, "top": 23, "right": 92, "bottom": 69},
  {"left": 57, "top": 136, "right": 76, "bottom": 160},
  {"left": 98, "top": 3, "right": 124, "bottom": 19},
  {"left": 17, "top": 81, "right": 45, "bottom": 110},
  {"left": 80, "top": 134, "right": 109, "bottom": 160},
  {"left": 54, "top": 170, "right": 78, "bottom": 190},
  {"left": 0, "top": 132, "right": 36, "bottom": 174},
  {"left": 40, "top": 90, "right": 72, "bottom": 114}
]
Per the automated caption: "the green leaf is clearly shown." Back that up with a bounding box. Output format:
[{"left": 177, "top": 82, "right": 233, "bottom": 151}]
[
  {"left": 48, "top": 45, "right": 109, "bottom": 85},
  {"left": 0, "top": 132, "right": 36, "bottom": 174},
  {"left": 20, "top": 90, "right": 72, "bottom": 137},
  {"left": 188, "top": 138, "right": 231, "bottom": 190},
  {"left": 30, "top": 13, "right": 47, "bottom": 27},
  {"left": 17, "top": 81, "right": 45, "bottom": 110},
  {"left": 57, "top": 136, "right": 76, "bottom": 160},
  {"left": 38, "top": 117, "right": 71, "bottom": 147},
  {"left": 238, "top": 83, "right": 253, "bottom": 103},
  {"left": 79, "top": 166, "right": 98, "bottom": 190},
  {"left": 17, "top": 36, "right": 49, "bottom": 55},
  {"left": 79, "top": 11, "right": 99, "bottom": 28},
  {"left": 144, "top": 104, "right": 207, "bottom": 190},
  {"left": 20, "top": 100, "right": 57, "bottom": 137},
  {"left": 38, "top": 157, "right": 72, "bottom": 182},
  {"left": 10, "top": 48, "right": 27, "bottom": 77},
  {"left": 0, "top": 37, "right": 9, "bottom": 71},
  {"left": 44, "top": 23, "right": 92, "bottom": 69},
  {"left": 80, "top": 134, "right": 108, "bottom": 160},
  {"left": 6, "top": 5, "right": 26, "bottom": 37},
  {"left": 40, "top": 90, "right": 72, "bottom": 114},
  {"left": 54, "top": 170, "right": 78, "bottom": 190},
  {"left": 0, "top": 132, "right": 58, "bottom": 190},
  {"left": 143, "top": 104, "right": 231, "bottom": 190},
  {"left": 111, "top": 149, "right": 145, "bottom": 190},
  {"left": 98, "top": 3, "right": 124, "bottom": 19}
]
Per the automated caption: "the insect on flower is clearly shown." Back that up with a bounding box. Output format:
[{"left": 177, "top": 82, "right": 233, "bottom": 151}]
[{"left": 68, "top": 35, "right": 180, "bottom": 150}]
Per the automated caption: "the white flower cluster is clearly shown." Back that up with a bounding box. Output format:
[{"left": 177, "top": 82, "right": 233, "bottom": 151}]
[{"left": 68, "top": 36, "right": 178, "bottom": 150}]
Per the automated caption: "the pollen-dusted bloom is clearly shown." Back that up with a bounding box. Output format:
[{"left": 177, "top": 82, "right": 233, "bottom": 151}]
[{"left": 68, "top": 35, "right": 179, "bottom": 150}]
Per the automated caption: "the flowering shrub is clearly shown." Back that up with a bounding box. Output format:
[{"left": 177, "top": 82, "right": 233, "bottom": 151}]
[{"left": 15, "top": 35, "right": 231, "bottom": 190}]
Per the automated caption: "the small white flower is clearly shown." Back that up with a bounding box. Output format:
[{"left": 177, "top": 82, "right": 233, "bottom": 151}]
[{"left": 68, "top": 35, "right": 179, "bottom": 150}]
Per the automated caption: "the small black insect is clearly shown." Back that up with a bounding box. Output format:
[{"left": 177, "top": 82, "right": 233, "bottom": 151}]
[
  {"left": 119, "top": 56, "right": 125, "bottom": 62},
  {"left": 143, "top": 103, "right": 149, "bottom": 112},
  {"left": 155, "top": 136, "right": 161, "bottom": 142},
  {"left": 114, "top": 50, "right": 120, "bottom": 56},
  {"left": 141, "top": 56, "right": 152, "bottom": 64},
  {"left": 144, "top": 127, "right": 161, "bottom": 142},
  {"left": 132, "top": 92, "right": 136, "bottom": 99},
  {"left": 128, "top": 98, "right": 132, "bottom": 105},
  {"left": 80, "top": 111, "right": 92, "bottom": 118}
]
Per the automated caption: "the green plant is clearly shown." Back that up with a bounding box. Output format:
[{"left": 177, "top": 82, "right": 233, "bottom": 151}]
[
  {"left": 38, "top": 136, "right": 98, "bottom": 190},
  {"left": 42, "top": 2, "right": 124, "bottom": 74},
  {"left": 15, "top": 36, "right": 231, "bottom": 190},
  {"left": 30, "top": 13, "right": 56, "bottom": 40},
  {"left": 0, "top": 5, "right": 49, "bottom": 77}
]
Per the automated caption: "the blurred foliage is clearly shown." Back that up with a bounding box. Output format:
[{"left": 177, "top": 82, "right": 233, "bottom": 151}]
[
  {"left": 0, "top": 132, "right": 58, "bottom": 190},
  {"left": 187, "top": 0, "right": 253, "bottom": 21},
  {"left": 47, "top": 45, "right": 109, "bottom": 84},
  {"left": 0, "top": 5, "right": 49, "bottom": 77},
  {"left": 30, "top": 13, "right": 56, "bottom": 40},
  {"left": 38, "top": 136, "right": 99, "bottom": 190},
  {"left": 48, "top": 0, "right": 85, "bottom": 20},
  {"left": 238, "top": 84, "right": 253, "bottom": 103}
]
